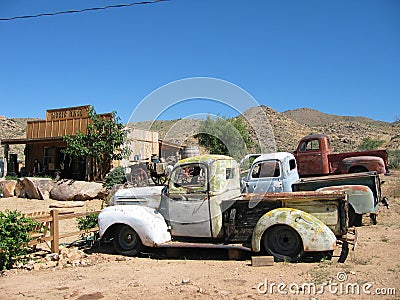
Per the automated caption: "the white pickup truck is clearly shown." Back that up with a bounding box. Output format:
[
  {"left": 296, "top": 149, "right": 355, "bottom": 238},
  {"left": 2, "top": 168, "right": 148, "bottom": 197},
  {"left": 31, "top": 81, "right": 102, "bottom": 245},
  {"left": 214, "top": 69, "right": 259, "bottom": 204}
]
[
  {"left": 241, "top": 152, "right": 384, "bottom": 226},
  {"left": 98, "top": 155, "right": 353, "bottom": 262}
]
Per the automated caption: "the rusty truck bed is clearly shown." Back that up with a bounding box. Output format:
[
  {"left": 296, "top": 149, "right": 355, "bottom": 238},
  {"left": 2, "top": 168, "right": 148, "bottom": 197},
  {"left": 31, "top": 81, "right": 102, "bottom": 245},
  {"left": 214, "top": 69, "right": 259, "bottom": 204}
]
[{"left": 222, "top": 191, "right": 348, "bottom": 244}]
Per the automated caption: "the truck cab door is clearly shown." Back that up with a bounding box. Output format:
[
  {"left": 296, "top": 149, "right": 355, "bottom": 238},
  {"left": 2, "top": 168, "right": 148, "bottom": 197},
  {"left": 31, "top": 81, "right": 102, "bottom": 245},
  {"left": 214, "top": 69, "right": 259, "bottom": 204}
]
[
  {"left": 296, "top": 139, "right": 325, "bottom": 175},
  {"left": 282, "top": 157, "right": 300, "bottom": 191},
  {"left": 246, "top": 160, "right": 283, "bottom": 193},
  {"left": 160, "top": 163, "right": 212, "bottom": 238}
]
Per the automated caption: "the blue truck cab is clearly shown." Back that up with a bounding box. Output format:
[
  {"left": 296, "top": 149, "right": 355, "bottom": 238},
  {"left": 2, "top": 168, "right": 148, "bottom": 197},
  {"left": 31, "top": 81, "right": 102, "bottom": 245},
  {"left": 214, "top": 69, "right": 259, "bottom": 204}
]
[{"left": 241, "top": 152, "right": 299, "bottom": 193}]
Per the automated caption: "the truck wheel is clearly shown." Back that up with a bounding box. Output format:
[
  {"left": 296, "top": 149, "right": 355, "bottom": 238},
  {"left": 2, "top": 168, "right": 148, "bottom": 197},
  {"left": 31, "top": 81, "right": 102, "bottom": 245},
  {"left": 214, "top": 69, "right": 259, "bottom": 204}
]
[
  {"left": 263, "top": 225, "right": 304, "bottom": 262},
  {"left": 348, "top": 205, "right": 362, "bottom": 227},
  {"left": 348, "top": 166, "right": 368, "bottom": 173},
  {"left": 113, "top": 225, "right": 142, "bottom": 256}
]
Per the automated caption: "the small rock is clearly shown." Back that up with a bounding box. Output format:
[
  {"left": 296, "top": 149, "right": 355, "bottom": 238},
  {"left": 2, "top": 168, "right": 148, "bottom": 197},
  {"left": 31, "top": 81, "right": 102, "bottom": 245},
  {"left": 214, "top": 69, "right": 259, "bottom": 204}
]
[
  {"left": 182, "top": 278, "right": 190, "bottom": 284},
  {"left": 219, "top": 290, "right": 231, "bottom": 296},
  {"left": 46, "top": 253, "right": 60, "bottom": 261},
  {"left": 44, "top": 261, "right": 58, "bottom": 269},
  {"left": 25, "top": 262, "right": 34, "bottom": 271},
  {"left": 116, "top": 256, "right": 127, "bottom": 262}
]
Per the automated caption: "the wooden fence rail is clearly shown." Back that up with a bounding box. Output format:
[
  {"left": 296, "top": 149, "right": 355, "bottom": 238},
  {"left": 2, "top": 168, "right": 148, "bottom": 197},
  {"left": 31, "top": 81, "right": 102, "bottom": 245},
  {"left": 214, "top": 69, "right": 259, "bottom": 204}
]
[{"left": 26, "top": 210, "right": 100, "bottom": 254}]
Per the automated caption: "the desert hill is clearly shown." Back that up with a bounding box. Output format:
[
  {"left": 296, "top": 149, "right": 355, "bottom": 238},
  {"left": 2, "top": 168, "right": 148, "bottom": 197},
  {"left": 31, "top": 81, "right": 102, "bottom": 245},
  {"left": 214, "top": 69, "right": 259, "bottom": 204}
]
[
  {"left": 0, "top": 117, "right": 32, "bottom": 161},
  {"left": 132, "top": 106, "right": 399, "bottom": 153},
  {"left": 283, "top": 108, "right": 390, "bottom": 127},
  {"left": 1, "top": 108, "right": 399, "bottom": 164}
]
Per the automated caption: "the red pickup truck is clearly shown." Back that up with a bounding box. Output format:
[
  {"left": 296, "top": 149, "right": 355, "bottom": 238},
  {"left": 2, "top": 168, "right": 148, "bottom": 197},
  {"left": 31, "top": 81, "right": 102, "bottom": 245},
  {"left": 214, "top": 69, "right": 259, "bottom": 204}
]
[{"left": 293, "top": 134, "right": 388, "bottom": 177}]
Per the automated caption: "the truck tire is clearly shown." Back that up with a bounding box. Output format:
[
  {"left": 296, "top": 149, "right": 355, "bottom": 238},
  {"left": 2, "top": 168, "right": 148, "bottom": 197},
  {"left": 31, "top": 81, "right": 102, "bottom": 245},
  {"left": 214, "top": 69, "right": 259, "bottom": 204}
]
[
  {"left": 262, "top": 225, "right": 304, "bottom": 262},
  {"left": 348, "top": 205, "right": 362, "bottom": 227},
  {"left": 113, "top": 225, "right": 142, "bottom": 256}
]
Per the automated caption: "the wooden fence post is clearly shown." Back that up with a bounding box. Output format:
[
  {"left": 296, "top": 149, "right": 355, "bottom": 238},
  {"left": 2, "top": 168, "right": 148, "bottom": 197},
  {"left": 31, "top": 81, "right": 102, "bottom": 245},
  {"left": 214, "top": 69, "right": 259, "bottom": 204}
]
[{"left": 50, "top": 210, "right": 59, "bottom": 253}]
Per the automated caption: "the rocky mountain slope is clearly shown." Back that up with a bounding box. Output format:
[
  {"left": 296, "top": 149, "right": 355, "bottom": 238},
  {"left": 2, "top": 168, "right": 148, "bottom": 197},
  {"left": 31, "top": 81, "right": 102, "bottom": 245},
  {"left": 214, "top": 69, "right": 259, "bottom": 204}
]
[
  {"left": 131, "top": 106, "right": 399, "bottom": 153},
  {"left": 283, "top": 108, "right": 389, "bottom": 127},
  {"left": 0, "top": 117, "right": 30, "bottom": 161}
]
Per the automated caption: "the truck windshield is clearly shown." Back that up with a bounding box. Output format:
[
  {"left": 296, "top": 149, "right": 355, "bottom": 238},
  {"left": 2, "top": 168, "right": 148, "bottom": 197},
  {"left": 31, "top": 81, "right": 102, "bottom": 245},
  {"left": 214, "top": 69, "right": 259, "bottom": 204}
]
[
  {"left": 172, "top": 164, "right": 207, "bottom": 189},
  {"left": 300, "top": 139, "right": 320, "bottom": 151},
  {"left": 251, "top": 160, "right": 281, "bottom": 178}
]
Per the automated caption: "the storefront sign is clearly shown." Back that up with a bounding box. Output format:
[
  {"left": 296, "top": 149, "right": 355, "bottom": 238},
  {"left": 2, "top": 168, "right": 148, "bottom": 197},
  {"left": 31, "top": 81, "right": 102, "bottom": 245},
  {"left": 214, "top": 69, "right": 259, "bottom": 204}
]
[{"left": 46, "top": 106, "right": 89, "bottom": 121}]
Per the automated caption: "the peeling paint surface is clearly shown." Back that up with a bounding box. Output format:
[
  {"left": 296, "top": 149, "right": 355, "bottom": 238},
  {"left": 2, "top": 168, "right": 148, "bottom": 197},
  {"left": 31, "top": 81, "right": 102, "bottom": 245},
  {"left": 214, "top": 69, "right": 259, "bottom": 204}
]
[
  {"left": 98, "top": 205, "right": 171, "bottom": 247},
  {"left": 111, "top": 186, "right": 164, "bottom": 207},
  {"left": 316, "top": 185, "right": 376, "bottom": 214},
  {"left": 251, "top": 208, "right": 337, "bottom": 253},
  {"left": 171, "top": 155, "right": 241, "bottom": 238}
]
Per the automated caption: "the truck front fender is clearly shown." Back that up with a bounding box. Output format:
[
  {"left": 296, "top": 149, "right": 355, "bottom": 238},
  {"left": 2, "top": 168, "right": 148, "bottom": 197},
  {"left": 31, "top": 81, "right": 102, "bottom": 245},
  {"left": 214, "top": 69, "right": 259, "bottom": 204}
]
[
  {"left": 317, "top": 185, "right": 377, "bottom": 214},
  {"left": 251, "top": 208, "right": 336, "bottom": 253},
  {"left": 98, "top": 205, "right": 171, "bottom": 247}
]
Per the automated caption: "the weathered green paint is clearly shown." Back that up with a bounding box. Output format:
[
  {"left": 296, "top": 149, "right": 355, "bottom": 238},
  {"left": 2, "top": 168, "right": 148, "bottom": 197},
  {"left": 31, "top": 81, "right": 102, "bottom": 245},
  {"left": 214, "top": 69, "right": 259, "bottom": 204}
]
[
  {"left": 174, "top": 155, "right": 241, "bottom": 238},
  {"left": 251, "top": 208, "right": 337, "bottom": 253},
  {"left": 282, "top": 200, "right": 340, "bottom": 234},
  {"left": 177, "top": 154, "right": 239, "bottom": 194}
]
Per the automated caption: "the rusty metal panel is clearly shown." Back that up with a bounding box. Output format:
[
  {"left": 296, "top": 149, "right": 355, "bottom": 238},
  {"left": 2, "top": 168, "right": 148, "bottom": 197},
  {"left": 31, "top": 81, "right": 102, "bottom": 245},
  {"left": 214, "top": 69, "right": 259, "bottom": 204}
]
[
  {"left": 292, "top": 172, "right": 381, "bottom": 203},
  {"left": 242, "top": 190, "right": 347, "bottom": 202},
  {"left": 239, "top": 191, "right": 347, "bottom": 236}
]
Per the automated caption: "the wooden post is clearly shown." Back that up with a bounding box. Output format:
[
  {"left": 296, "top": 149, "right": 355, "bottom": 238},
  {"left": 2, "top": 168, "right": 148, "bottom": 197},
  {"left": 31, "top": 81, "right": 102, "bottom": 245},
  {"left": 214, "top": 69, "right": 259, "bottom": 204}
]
[{"left": 50, "top": 210, "right": 59, "bottom": 253}]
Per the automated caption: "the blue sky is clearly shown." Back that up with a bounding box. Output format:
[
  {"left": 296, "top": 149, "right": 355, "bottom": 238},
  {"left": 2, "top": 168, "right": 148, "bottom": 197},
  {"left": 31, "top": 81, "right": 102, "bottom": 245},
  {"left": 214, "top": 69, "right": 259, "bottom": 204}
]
[{"left": 1, "top": 0, "right": 399, "bottom": 123}]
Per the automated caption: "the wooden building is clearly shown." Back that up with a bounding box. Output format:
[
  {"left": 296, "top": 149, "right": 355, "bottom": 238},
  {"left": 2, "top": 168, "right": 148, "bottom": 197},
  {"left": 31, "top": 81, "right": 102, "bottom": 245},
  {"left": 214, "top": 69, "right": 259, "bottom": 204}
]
[
  {"left": 1, "top": 105, "right": 111, "bottom": 180},
  {"left": 1, "top": 105, "right": 189, "bottom": 180}
]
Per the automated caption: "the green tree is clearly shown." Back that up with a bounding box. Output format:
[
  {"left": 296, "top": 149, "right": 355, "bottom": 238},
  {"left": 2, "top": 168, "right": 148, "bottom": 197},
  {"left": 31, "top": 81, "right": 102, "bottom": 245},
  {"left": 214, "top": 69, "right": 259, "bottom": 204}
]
[
  {"left": 63, "top": 107, "right": 131, "bottom": 181},
  {"left": 358, "top": 138, "right": 385, "bottom": 151},
  {"left": 195, "top": 116, "right": 254, "bottom": 161}
]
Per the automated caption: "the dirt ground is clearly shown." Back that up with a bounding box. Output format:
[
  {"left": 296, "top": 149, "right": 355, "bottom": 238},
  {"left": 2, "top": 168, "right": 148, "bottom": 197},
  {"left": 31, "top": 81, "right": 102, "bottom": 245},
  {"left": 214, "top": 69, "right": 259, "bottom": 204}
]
[{"left": 1, "top": 171, "right": 400, "bottom": 300}]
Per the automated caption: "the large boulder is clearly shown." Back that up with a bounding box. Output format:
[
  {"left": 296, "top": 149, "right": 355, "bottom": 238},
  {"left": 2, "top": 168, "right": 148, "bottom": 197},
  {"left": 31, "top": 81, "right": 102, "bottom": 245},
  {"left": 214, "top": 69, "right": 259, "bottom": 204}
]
[
  {"left": 50, "top": 180, "right": 105, "bottom": 201},
  {"left": 0, "top": 180, "right": 17, "bottom": 197},
  {"left": 15, "top": 179, "right": 26, "bottom": 198},
  {"left": 22, "top": 177, "right": 55, "bottom": 200}
]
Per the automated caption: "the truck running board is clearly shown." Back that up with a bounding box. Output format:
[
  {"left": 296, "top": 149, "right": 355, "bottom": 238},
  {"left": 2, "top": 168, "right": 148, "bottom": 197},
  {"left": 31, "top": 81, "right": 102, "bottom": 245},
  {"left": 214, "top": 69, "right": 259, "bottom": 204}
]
[{"left": 157, "top": 242, "right": 252, "bottom": 252}]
